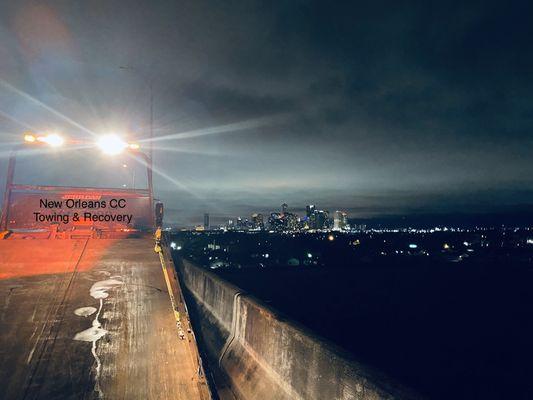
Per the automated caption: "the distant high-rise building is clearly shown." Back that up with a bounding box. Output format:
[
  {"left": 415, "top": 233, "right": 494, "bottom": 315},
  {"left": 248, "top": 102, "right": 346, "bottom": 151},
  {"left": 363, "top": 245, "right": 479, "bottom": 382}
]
[
  {"left": 305, "top": 205, "right": 329, "bottom": 229},
  {"left": 282, "top": 203, "right": 288, "bottom": 214},
  {"left": 251, "top": 213, "right": 264, "bottom": 230},
  {"left": 333, "top": 211, "right": 341, "bottom": 230},
  {"left": 333, "top": 211, "right": 348, "bottom": 231},
  {"left": 284, "top": 212, "right": 299, "bottom": 230},
  {"left": 315, "top": 210, "right": 329, "bottom": 230},
  {"left": 268, "top": 212, "right": 284, "bottom": 232},
  {"left": 204, "top": 213, "right": 210, "bottom": 230}
]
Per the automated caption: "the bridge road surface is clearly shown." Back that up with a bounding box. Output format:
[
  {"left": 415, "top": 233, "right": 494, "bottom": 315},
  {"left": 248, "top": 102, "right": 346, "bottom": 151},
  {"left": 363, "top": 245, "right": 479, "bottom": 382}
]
[{"left": 0, "top": 237, "right": 211, "bottom": 400}]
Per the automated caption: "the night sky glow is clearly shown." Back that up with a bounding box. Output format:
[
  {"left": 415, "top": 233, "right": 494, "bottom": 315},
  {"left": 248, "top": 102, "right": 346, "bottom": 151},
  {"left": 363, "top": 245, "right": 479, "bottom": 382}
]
[{"left": 0, "top": 1, "right": 531, "bottom": 225}]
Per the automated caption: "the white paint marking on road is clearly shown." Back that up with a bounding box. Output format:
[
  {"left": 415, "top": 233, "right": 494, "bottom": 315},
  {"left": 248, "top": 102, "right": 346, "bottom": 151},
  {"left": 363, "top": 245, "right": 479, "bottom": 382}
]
[
  {"left": 74, "top": 307, "right": 97, "bottom": 317},
  {"left": 90, "top": 279, "right": 123, "bottom": 299},
  {"left": 73, "top": 278, "right": 123, "bottom": 399}
]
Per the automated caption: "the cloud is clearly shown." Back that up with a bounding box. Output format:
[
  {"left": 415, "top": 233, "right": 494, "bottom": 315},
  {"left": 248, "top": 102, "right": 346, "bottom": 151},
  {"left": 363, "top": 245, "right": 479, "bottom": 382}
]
[{"left": 0, "top": 0, "right": 532, "bottom": 226}]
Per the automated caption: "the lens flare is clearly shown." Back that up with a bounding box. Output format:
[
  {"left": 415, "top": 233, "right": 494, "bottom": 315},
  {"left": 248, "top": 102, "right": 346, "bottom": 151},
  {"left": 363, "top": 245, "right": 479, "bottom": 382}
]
[
  {"left": 24, "top": 134, "right": 36, "bottom": 143},
  {"left": 97, "top": 135, "right": 128, "bottom": 155},
  {"left": 37, "top": 134, "right": 64, "bottom": 147}
]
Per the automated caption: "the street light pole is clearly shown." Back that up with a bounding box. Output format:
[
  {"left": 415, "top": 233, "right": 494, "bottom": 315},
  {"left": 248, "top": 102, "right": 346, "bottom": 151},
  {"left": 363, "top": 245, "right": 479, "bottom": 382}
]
[
  {"left": 149, "top": 78, "right": 153, "bottom": 197},
  {"left": 119, "top": 66, "right": 155, "bottom": 224},
  {"left": 0, "top": 146, "right": 21, "bottom": 231}
]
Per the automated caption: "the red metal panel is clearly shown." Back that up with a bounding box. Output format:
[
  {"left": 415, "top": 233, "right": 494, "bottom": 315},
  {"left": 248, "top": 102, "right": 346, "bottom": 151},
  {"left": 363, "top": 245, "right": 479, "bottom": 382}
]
[{"left": 6, "top": 187, "right": 152, "bottom": 231}]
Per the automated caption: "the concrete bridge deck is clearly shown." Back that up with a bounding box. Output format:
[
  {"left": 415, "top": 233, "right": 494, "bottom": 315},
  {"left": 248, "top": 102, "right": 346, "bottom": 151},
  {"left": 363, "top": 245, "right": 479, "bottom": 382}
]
[{"left": 0, "top": 237, "right": 210, "bottom": 400}]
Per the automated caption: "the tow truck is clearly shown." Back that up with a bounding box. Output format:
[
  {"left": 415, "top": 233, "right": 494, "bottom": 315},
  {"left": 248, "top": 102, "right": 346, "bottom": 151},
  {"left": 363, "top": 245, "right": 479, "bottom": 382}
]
[{"left": 0, "top": 133, "right": 210, "bottom": 399}]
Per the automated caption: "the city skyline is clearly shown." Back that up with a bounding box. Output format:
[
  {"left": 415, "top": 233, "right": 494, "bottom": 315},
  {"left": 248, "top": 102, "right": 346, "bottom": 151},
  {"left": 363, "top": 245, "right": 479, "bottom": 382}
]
[{"left": 181, "top": 199, "right": 532, "bottom": 229}]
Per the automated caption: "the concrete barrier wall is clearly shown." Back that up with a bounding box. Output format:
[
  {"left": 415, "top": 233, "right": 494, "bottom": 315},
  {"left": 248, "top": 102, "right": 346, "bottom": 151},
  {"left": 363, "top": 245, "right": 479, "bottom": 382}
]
[
  {"left": 178, "top": 259, "right": 242, "bottom": 362},
  {"left": 177, "top": 259, "right": 420, "bottom": 400}
]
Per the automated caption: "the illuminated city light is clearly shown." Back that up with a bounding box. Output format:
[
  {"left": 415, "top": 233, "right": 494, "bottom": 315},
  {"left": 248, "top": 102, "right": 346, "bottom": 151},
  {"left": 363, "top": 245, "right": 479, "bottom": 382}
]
[
  {"left": 328, "top": 234, "right": 335, "bottom": 241},
  {"left": 97, "top": 134, "right": 128, "bottom": 155},
  {"left": 307, "top": 253, "right": 312, "bottom": 258},
  {"left": 409, "top": 243, "right": 418, "bottom": 249},
  {"left": 170, "top": 242, "right": 182, "bottom": 250}
]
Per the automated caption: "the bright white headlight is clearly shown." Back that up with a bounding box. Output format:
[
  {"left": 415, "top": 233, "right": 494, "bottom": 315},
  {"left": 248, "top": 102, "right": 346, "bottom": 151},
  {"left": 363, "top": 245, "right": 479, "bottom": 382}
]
[{"left": 97, "top": 134, "right": 127, "bottom": 155}]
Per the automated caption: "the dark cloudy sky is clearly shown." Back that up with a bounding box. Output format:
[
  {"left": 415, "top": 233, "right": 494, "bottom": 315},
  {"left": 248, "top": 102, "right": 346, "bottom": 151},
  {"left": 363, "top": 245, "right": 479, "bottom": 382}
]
[{"left": 0, "top": 1, "right": 532, "bottom": 225}]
